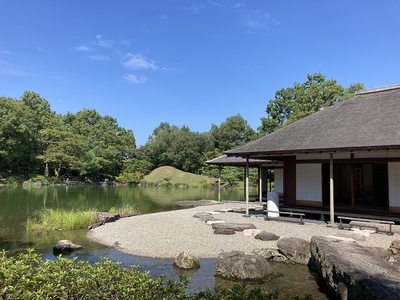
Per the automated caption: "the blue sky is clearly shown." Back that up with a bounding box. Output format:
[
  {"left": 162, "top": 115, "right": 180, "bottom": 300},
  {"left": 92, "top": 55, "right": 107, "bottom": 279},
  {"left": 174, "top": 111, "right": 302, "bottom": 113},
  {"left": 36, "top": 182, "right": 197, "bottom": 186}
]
[{"left": 1, "top": 1, "right": 399, "bottom": 146}]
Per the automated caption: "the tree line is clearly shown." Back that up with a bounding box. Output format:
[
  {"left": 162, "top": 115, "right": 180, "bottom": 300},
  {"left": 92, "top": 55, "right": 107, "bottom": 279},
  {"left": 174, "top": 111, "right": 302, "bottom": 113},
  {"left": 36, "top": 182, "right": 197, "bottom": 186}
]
[{"left": 0, "top": 73, "right": 363, "bottom": 184}]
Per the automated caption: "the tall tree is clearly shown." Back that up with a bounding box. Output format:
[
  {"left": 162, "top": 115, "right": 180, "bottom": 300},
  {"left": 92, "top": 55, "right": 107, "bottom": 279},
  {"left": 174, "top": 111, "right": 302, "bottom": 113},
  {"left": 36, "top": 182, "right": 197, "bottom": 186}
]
[
  {"left": 65, "top": 109, "right": 136, "bottom": 177},
  {"left": 259, "top": 73, "right": 364, "bottom": 134},
  {"left": 210, "top": 114, "right": 257, "bottom": 151},
  {"left": 143, "top": 122, "right": 213, "bottom": 173}
]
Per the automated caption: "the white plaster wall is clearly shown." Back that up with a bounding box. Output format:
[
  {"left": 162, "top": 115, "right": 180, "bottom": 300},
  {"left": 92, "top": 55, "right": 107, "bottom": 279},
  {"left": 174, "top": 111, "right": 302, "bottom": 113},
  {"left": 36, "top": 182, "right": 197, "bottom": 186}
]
[
  {"left": 388, "top": 162, "right": 400, "bottom": 207},
  {"left": 296, "top": 163, "right": 322, "bottom": 202}
]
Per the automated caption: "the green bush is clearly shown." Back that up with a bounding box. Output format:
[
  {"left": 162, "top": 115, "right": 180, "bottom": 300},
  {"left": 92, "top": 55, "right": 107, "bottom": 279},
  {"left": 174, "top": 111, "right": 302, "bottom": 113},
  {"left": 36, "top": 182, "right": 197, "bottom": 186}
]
[
  {"left": 0, "top": 250, "right": 314, "bottom": 300},
  {"left": 0, "top": 249, "right": 189, "bottom": 300}
]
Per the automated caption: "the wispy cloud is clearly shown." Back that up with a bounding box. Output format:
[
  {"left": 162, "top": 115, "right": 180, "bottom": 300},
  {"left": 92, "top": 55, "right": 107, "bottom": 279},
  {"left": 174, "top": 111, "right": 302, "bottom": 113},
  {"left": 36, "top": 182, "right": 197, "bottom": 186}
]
[
  {"left": 242, "top": 10, "right": 279, "bottom": 30},
  {"left": 123, "top": 73, "right": 148, "bottom": 84},
  {"left": 89, "top": 54, "right": 110, "bottom": 61},
  {"left": 74, "top": 45, "right": 92, "bottom": 51},
  {"left": 94, "top": 35, "right": 115, "bottom": 48},
  {"left": 123, "top": 53, "right": 158, "bottom": 70},
  {"left": 0, "top": 60, "right": 29, "bottom": 76}
]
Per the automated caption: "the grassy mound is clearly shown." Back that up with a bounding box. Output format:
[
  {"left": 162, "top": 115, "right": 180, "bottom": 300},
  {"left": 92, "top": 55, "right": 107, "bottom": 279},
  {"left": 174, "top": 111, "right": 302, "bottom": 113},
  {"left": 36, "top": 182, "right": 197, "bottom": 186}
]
[{"left": 143, "top": 166, "right": 214, "bottom": 185}]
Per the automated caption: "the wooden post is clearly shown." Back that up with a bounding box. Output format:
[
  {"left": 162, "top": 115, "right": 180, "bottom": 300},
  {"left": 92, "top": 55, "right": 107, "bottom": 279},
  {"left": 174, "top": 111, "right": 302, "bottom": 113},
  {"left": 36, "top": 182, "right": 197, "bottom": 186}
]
[
  {"left": 258, "top": 164, "right": 263, "bottom": 203},
  {"left": 330, "top": 153, "right": 335, "bottom": 225},
  {"left": 218, "top": 166, "right": 221, "bottom": 202},
  {"left": 245, "top": 157, "right": 249, "bottom": 215}
]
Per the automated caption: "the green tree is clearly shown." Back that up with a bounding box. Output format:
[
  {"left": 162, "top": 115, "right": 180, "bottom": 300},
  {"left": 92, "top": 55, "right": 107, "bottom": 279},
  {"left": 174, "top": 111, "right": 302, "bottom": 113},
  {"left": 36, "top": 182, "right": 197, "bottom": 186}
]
[
  {"left": 143, "top": 123, "right": 213, "bottom": 173},
  {"left": 37, "top": 125, "right": 86, "bottom": 177},
  {"left": 259, "top": 73, "right": 364, "bottom": 134},
  {"left": 210, "top": 114, "right": 257, "bottom": 152},
  {"left": 65, "top": 109, "right": 136, "bottom": 178}
]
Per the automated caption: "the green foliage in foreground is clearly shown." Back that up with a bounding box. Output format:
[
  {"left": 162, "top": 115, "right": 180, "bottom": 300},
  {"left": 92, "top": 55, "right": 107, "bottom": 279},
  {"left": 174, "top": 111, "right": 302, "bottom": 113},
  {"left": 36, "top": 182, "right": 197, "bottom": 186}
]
[
  {"left": 0, "top": 250, "right": 314, "bottom": 300},
  {"left": 26, "top": 209, "right": 97, "bottom": 231}
]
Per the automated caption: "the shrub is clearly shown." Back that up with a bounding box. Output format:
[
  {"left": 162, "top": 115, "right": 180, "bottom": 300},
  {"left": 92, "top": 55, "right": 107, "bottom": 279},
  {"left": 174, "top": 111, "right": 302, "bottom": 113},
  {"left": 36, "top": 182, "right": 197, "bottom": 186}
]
[
  {"left": 0, "top": 250, "right": 314, "bottom": 300},
  {"left": 0, "top": 249, "right": 190, "bottom": 300}
]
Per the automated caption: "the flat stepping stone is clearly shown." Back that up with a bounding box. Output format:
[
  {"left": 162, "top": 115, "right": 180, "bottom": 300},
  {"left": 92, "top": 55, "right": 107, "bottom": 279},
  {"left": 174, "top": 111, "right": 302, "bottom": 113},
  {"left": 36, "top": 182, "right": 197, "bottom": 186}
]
[
  {"left": 207, "top": 220, "right": 225, "bottom": 225},
  {"left": 212, "top": 223, "right": 256, "bottom": 232},
  {"left": 193, "top": 212, "right": 212, "bottom": 218},
  {"left": 243, "top": 229, "right": 263, "bottom": 236},
  {"left": 214, "top": 227, "right": 236, "bottom": 235},
  {"left": 255, "top": 231, "right": 280, "bottom": 241}
]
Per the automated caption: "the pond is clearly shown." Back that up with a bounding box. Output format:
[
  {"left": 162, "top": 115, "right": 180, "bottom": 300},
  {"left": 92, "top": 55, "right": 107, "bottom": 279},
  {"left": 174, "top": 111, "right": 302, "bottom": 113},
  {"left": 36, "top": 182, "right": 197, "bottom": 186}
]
[{"left": 0, "top": 185, "right": 334, "bottom": 299}]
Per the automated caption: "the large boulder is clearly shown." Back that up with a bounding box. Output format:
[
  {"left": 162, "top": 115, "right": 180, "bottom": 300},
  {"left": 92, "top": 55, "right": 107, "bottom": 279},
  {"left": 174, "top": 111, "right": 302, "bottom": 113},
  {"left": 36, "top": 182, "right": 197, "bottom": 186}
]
[
  {"left": 215, "top": 250, "right": 273, "bottom": 281},
  {"left": 310, "top": 236, "right": 400, "bottom": 300},
  {"left": 53, "top": 240, "right": 82, "bottom": 256},
  {"left": 173, "top": 252, "right": 200, "bottom": 270},
  {"left": 277, "top": 237, "right": 311, "bottom": 265}
]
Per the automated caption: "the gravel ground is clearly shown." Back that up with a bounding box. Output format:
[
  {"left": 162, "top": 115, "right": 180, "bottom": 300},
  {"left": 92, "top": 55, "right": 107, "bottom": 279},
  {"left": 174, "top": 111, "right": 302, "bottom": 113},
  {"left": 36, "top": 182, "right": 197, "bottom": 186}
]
[{"left": 87, "top": 202, "right": 400, "bottom": 259}]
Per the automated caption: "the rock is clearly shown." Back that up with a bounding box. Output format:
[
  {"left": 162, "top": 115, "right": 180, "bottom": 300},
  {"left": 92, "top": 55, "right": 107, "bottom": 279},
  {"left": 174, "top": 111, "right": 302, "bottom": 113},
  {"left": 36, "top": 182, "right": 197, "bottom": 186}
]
[
  {"left": 310, "top": 236, "right": 400, "bottom": 300},
  {"left": 277, "top": 237, "right": 311, "bottom": 265},
  {"left": 53, "top": 240, "right": 82, "bottom": 255},
  {"left": 173, "top": 252, "right": 200, "bottom": 270},
  {"left": 252, "top": 248, "right": 288, "bottom": 262},
  {"left": 198, "top": 215, "right": 218, "bottom": 222},
  {"left": 243, "top": 229, "right": 263, "bottom": 236},
  {"left": 366, "top": 247, "right": 390, "bottom": 260},
  {"left": 193, "top": 212, "right": 212, "bottom": 218},
  {"left": 255, "top": 231, "right": 280, "bottom": 241},
  {"left": 215, "top": 250, "right": 273, "bottom": 281},
  {"left": 212, "top": 223, "right": 257, "bottom": 232},
  {"left": 214, "top": 227, "right": 236, "bottom": 235},
  {"left": 334, "top": 231, "right": 367, "bottom": 241},
  {"left": 206, "top": 220, "right": 225, "bottom": 225},
  {"left": 95, "top": 212, "right": 120, "bottom": 223},
  {"left": 388, "top": 240, "right": 400, "bottom": 262}
]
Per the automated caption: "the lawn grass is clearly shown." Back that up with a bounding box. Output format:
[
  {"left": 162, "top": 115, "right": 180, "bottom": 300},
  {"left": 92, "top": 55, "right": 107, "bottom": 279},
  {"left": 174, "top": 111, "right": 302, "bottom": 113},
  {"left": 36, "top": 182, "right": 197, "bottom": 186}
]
[{"left": 143, "top": 166, "right": 214, "bottom": 184}]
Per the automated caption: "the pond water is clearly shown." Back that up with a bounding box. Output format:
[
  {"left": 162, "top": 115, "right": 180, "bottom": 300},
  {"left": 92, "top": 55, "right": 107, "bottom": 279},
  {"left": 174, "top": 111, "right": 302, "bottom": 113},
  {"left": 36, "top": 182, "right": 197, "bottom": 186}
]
[{"left": 0, "top": 185, "right": 334, "bottom": 299}]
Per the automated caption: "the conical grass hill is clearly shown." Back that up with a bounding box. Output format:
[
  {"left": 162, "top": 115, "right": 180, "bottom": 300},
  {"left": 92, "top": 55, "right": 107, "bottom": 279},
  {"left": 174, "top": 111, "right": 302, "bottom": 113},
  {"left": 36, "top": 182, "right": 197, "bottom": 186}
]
[{"left": 143, "top": 166, "right": 215, "bottom": 187}]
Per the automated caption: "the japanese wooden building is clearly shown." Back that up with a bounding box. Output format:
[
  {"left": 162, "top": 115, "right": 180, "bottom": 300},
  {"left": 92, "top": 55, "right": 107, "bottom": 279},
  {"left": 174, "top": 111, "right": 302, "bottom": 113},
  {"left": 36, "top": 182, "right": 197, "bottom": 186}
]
[{"left": 225, "top": 84, "right": 400, "bottom": 221}]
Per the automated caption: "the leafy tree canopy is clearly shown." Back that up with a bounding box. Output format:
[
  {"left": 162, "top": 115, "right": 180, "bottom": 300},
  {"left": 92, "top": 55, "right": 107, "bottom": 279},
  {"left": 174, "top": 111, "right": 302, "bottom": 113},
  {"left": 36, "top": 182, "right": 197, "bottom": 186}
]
[{"left": 259, "top": 73, "right": 364, "bottom": 134}]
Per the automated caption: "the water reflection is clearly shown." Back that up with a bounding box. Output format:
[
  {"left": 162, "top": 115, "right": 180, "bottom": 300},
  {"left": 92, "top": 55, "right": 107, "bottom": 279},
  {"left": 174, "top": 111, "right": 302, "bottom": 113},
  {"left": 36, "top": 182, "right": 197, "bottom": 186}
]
[{"left": 0, "top": 186, "right": 333, "bottom": 299}]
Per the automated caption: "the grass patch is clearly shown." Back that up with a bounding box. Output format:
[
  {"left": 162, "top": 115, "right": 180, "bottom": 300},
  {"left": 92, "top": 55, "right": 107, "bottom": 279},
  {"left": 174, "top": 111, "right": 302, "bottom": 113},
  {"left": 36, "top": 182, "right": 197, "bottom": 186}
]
[
  {"left": 108, "top": 204, "right": 139, "bottom": 215},
  {"left": 26, "top": 209, "right": 97, "bottom": 231}
]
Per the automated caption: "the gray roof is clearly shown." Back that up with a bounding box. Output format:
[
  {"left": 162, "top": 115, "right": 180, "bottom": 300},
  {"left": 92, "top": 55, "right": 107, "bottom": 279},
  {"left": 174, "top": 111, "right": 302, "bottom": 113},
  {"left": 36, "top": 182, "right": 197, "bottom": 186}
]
[
  {"left": 206, "top": 155, "right": 282, "bottom": 167},
  {"left": 226, "top": 84, "right": 400, "bottom": 158}
]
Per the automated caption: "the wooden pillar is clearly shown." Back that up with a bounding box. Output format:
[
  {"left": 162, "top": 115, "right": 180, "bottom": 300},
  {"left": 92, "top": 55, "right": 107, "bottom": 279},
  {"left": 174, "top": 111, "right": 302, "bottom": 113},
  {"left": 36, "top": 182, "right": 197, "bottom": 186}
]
[
  {"left": 218, "top": 166, "right": 221, "bottom": 202},
  {"left": 330, "top": 153, "right": 335, "bottom": 225},
  {"left": 245, "top": 157, "right": 249, "bottom": 215},
  {"left": 258, "top": 164, "right": 263, "bottom": 203}
]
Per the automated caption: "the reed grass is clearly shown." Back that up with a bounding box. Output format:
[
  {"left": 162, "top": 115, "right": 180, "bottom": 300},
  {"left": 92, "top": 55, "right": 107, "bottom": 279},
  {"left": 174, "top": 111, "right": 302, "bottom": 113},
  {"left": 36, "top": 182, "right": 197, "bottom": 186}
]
[
  {"left": 108, "top": 204, "right": 139, "bottom": 215},
  {"left": 26, "top": 209, "right": 97, "bottom": 231}
]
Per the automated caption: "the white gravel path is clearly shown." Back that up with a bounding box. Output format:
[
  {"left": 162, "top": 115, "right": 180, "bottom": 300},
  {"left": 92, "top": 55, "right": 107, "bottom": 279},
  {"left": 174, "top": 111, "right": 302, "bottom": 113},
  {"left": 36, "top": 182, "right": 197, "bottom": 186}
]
[{"left": 87, "top": 202, "right": 400, "bottom": 259}]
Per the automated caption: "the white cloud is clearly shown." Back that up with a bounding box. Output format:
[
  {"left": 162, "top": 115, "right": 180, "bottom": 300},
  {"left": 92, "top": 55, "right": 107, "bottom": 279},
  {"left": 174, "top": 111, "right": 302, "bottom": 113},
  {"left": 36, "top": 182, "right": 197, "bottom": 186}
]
[
  {"left": 123, "top": 53, "right": 158, "bottom": 70},
  {"left": 74, "top": 45, "right": 92, "bottom": 51},
  {"left": 95, "top": 35, "right": 115, "bottom": 48},
  {"left": 123, "top": 73, "right": 148, "bottom": 84},
  {"left": 0, "top": 60, "right": 29, "bottom": 76},
  {"left": 89, "top": 54, "right": 110, "bottom": 61}
]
